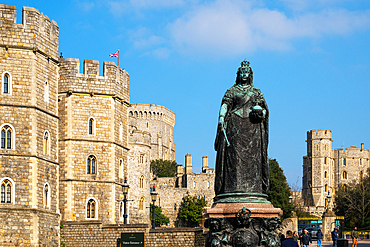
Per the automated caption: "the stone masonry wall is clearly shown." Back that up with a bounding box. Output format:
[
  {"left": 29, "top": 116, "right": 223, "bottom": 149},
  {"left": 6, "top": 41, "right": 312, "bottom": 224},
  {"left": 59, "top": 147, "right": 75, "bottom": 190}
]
[{"left": 61, "top": 221, "right": 206, "bottom": 247}]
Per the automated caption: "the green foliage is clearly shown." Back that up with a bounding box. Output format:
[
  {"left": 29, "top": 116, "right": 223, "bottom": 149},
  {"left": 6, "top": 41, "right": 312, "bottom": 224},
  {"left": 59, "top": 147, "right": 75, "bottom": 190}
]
[
  {"left": 150, "top": 159, "right": 177, "bottom": 177},
  {"left": 150, "top": 204, "right": 170, "bottom": 227},
  {"left": 179, "top": 194, "right": 207, "bottom": 227},
  {"left": 334, "top": 169, "right": 370, "bottom": 229},
  {"left": 268, "top": 158, "right": 294, "bottom": 220},
  {"left": 60, "top": 223, "right": 65, "bottom": 247}
]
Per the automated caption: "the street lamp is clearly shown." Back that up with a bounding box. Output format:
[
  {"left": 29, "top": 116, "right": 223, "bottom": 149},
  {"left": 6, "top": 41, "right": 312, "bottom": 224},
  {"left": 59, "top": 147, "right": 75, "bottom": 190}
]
[
  {"left": 326, "top": 191, "right": 331, "bottom": 209},
  {"left": 151, "top": 186, "right": 158, "bottom": 229},
  {"left": 122, "top": 178, "right": 130, "bottom": 224},
  {"left": 289, "top": 195, "right": 293, "bottom": 204}
]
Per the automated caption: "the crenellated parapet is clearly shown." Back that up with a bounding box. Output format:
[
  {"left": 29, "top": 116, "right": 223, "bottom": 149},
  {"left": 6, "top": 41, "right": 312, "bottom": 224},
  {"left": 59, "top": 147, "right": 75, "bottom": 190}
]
[
  {"left": 129, "top": 103, "right": 175, "bottom": 127},
  {"left": 307, "top": 129, "right": 332, "bottom": 140},
  {"left": 58, "top": 58, "right": 130, "bottom": 104},
  {"left": 0, "top": 4, "right": 59, "bottom": 60}
]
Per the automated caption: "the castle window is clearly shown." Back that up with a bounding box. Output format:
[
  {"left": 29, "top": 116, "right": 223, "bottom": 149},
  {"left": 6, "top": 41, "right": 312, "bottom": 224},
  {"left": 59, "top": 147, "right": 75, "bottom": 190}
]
[
  {"left": 1, "top": 125, "right": 13, "bottom": 149},
  {"left": 360, "top": 171, "right": 363, "bottom": 179},
  {"left": 119, "top": 159, "right": 123, "bottom": 179},
  {"left": 139, "top": 154, "right": 145, "bottom": 164},
  {"left": 193, "top": 181, "right": 196, "bottom": 189},
  {"left": 87, "top": 155, "right": 97, "bottom": 174},
  {"left": 343, "top": 158, "right": 346, "bottom": 166},
  {"left": 88, "top": 118, "right": 95, "bottom": 135},
  {"left": 207, "top": 181, "right": 210, "bottom": 189},
  {"left": 342, "top": 171, "right": 347, "bottom": 179},
  {"left": 86, "top": 198, "right": 97, "bottom": 219},
  {"left": 324, "top": 157, "right": 327, "bottom": 164},
  {"left": 324, "top": 171, "right": 327, "bottom": 178},
  {"left": 2, "top": 72, "right": 11, "bottom": 94},
  {"left": 139, "top": 197, "right": 145, "bottom": 211},
  {"left": 343, "top": 184, "right": 347, "bottom": 191},
  {"left": 324, "top": 184, "right": 328, "bottom": 192},
  {"left": 174, "top": 204, "right": 177, "bottom": 210},
  {"left": 43, "top": 131, "right": 49, "bottom": 155},
  {"left": 140, "top": 176, "right": 145, "bottom": 189},
  {"left": 44, "top": 81, "right": 49, "bottom": 103},
  {"left": 43, "top": 183, "right": 50, "bottom": 208},
  {"left": 0, "top": 179, "right": 13, "bottom": 204}
]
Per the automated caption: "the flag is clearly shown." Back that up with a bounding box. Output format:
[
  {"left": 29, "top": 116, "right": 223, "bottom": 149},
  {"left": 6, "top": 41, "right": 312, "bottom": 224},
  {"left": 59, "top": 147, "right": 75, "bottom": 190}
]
[{"left": 109, "top": 51, "right": 118, "bottom": 57}]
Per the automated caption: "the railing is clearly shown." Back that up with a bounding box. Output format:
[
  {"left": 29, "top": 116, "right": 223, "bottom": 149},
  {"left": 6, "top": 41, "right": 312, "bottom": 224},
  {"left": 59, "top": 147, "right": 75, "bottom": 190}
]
[{"left": 343, "top": 231, "right": 370, "bottom": 240}]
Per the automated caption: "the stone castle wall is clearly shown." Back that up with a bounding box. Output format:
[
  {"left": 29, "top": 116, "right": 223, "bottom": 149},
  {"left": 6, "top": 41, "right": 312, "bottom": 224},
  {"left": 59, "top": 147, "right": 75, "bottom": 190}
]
[
  {"left": 302, "top": 129, "right": 369, "bottom": 216},
  {"left": 61, "top": 221, "right": 206, "bottom": 247},
  {"left": 0, "top": 4, "right": 60, "bottom": 245}
]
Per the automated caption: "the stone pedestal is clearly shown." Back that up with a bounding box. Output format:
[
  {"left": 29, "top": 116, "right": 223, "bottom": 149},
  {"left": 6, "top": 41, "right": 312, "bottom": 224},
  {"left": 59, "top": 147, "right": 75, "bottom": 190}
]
[
  {"left": 322, "top": 210, "right": 336, "bottom": 241},
  {"left": 204, "top": 202, "right": 283, "bottom": 247}
]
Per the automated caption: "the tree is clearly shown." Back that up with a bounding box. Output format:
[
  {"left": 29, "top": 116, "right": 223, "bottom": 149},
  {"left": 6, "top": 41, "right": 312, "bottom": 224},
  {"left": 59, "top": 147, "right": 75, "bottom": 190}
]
[
  {"left": 179, "top": 194, "right": 207, "bottom": 227},
  {"left": 150, "top": 204, "right": 170, "bottom": 227},
  {"left": 268, "top": 158, "right": 294, "bottom": 220},
  {"left": 150, "top": 159, "right": 177, "bottom": 177},
  {"left": 334, "top": 169, "right": 370, "bottom": 229}
]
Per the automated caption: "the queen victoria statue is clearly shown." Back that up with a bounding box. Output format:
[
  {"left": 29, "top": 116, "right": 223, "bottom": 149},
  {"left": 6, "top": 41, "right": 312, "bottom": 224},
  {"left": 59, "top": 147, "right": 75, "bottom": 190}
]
[{"left": 214, "top": 59, "right": 269, "bottom": 203}]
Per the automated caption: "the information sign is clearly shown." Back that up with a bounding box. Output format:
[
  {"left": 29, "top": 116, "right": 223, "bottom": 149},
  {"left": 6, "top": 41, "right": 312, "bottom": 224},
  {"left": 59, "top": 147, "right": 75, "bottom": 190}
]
[{"left": 121, "top": 233, "right": 144, "bottom": 247}]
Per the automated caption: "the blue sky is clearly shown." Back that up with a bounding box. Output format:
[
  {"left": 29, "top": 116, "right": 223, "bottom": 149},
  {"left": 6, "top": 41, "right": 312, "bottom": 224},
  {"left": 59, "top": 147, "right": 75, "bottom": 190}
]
[{"left": 9, "top": 0, "right": 370, "bottom": 187}]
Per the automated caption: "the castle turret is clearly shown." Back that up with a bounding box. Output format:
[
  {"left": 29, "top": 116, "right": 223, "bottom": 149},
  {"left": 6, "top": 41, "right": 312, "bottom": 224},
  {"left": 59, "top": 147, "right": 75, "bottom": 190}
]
[
  {"left": 0, "top": 4, "right": 60, "bottom": 245},
  {"left": 202, "top": 156, "right": 209, "bottom": 172},
  {"left": 185, "top": 154, "right": 193, "bottom": 174}
]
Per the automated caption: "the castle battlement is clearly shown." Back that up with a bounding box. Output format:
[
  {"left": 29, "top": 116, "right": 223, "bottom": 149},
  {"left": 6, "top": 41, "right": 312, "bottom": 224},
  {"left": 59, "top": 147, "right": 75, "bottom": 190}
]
[
  {"left": 0, "top": 4, "right": 59, "bottom": 60},
  {"left": 129, "top": 103, "right": 175, "bottom": 127},
  {"left": 307, "top": 129, "right": 332, "bottom": 140},
  {"left": 128, "top": 129, "right": 151, "bottom": 146},
  {"left": 58, "top": 58, "right": 130, "bottom": 103}
]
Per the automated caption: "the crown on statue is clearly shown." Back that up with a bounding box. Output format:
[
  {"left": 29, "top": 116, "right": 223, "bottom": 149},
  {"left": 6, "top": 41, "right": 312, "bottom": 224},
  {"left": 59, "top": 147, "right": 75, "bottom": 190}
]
[{"left": 238, "top": 59, "right": 251, "bottom": 73}]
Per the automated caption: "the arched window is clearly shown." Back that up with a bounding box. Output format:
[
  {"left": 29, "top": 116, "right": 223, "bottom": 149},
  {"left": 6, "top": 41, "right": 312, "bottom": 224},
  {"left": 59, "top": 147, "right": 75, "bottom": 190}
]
[
  {"left": 140, "top": 176, "right": 145, "bottom": 189},
  {"left": 342, "top": 171, "right": 347, "bottom": 179},
  {"left": 119, "top": 159, "right": 123, "bottom": 179},
  {"left": 193, "top": 181, "right": 196, "bottom": 189},
  {"left": 174, "top": 204, "right": 177, "bottom": 210},
  {"left": 87, "top": 155, "right": 96, "bottom": 174},
  {"left": 324, "top": 184, "right": 328, "bottom": 192},
  {"left": 88, "top": 118, "right": 95, "bottom": 135},
  {"left": 2, "top": 72, "right": 11, "bottom": 94},
  {"left": 343, "top": 184, "right": 347, "bottom": 191},
  {"left": 44, "top": 81, "right": 49, "bottom": 103},
  {"left": 324, "top": 171, "right": 327, "bottom": 178},
  {"left": 360, "top": 171, "right": 363, "bottom": 179},
  {"left": 343, "top": 158, "right": 346, "bottom": 166},
  {"left": 1, "top": 125, "right": 12, "bottom": 149},
  {"left": 139, "top": 154, "right": 145, "bottom": 164},
  {"left": 43, "top": 183, "right": 50, "bottom": 208},
  {"left": 207, "top": 181, "right": 210, "bottom": 189},
  {"left": 87, "top": 198, "right": 97, "bottom": 219},
  {"left": 1, "top": 179, "right": 13, "bottom": 204},
  {"left": 139, "top": 197, "right": 145, "bottom": 211},
  {"left": 43, "top": 132, "right": 49, "bottom": 155}
]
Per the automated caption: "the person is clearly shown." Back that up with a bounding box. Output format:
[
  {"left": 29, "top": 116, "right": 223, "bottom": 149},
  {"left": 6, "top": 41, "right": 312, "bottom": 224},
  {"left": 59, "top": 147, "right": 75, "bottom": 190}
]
[
  {"left": 316, "top": 229, "right": 323, "bottom": 247},
  {"left": 282, "top": 230, "right": 299, "bottom": 247},
  {"left": 214, "top": 60, "right": 269, "bottom": 201},
  {"left": 300, "top": 229, "right": 312, "bottom": 247},
  {"left": 331, "top": 228, "right": 338, "bottom": 247},
  {"left": 293, "top": 231, "right": 299, "bottom": 243},
  {"left": 351, "top": 226, "right": 359, "bottom": 247},
  {"left": 280, "top": 233, "right": 286, "bottom": 243}
]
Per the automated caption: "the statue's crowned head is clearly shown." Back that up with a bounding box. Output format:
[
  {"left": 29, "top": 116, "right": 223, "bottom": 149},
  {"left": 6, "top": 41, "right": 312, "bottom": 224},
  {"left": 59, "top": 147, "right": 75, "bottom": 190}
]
[{"left": 236, "top": 59, "right": 253, "bottom": 85}]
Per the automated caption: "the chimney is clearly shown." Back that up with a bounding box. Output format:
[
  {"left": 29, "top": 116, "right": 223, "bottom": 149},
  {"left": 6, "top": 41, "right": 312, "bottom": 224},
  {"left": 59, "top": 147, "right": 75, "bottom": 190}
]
[
  {"left": 185, "top": 154, "right": 193, "bottom": 174},
  {"left": 202, "top": 156, "right": 209, "bottom": 172},
  {"left": 361, "top": 143, "right": 364, "bottom": 151}
]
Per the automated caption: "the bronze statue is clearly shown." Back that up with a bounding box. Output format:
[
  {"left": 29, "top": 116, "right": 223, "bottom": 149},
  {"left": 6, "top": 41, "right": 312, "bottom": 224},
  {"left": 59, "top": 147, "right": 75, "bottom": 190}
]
[{"left": 214, "top": 60, "right": 269, "bottom": 202}]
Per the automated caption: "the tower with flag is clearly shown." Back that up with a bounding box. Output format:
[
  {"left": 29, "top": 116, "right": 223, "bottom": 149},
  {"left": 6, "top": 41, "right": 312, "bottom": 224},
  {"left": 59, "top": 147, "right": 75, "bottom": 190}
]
[{"left": 109, "top": 50, "right": 119, "bottom": 66}]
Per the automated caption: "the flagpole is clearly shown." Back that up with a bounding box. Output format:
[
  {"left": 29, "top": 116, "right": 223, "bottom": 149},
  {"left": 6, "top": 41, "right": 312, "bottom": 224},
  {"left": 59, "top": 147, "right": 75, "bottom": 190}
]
[{"left": 118, "top": 49, "right": 120, "bottom": 67}]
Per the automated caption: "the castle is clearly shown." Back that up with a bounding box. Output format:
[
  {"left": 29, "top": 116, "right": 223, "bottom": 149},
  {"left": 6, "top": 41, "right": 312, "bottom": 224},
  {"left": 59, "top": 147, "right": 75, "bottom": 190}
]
[
  {"left": 0, "top": 4, "right": 215, "bottom": 246},
  {"left": 302, "top": 129, "right": 369, "bottom": 216}
]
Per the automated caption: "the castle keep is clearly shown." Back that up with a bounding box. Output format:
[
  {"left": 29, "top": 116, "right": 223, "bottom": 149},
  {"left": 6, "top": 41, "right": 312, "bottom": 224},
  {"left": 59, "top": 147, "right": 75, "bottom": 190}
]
[{"left": 302, "top": 129, "right": 369, "bottom": 216}]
